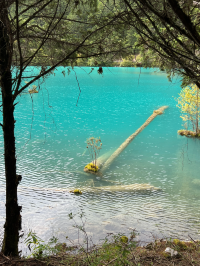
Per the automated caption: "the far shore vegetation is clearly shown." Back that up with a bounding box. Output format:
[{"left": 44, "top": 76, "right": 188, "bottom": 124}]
[{"left": 75, "top": 54, "right": 143, "bottom": 68}]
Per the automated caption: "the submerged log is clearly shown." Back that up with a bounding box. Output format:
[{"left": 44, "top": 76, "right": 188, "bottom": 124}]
[
  {"left": 80, "top": 183, "right": 160, "bottom": 193},
  {"left": 100, "top": 106, "right": 168, "bottom": 173},
  {"left": 19, "top": 183, "right": 160, "bottom": 193}
]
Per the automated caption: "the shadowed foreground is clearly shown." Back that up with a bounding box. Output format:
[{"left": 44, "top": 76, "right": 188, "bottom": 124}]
[{"left": 1, "top": 238, "right": 200, "bottom": 265}]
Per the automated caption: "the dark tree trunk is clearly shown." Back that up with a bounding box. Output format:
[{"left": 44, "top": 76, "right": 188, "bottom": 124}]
[
  {"left": 1, "top": 71, "right": 21, "bottom": 257},
  {"left": 0, "top": 3, "right": 21, "bottom": 256}
]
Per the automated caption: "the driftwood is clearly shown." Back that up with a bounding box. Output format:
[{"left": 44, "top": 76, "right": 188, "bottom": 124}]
[
  {"left": 18, "top": 183, "right": 160, "bottom": 194},
  {"left": 100, "top": 106, "right": 168, "bottom": 173},
  {"left": 79, "top": 183, "right": 160, "bottom": 193},
  {"left": 84, "top": 106, "right": 168, "bottom": 174}
]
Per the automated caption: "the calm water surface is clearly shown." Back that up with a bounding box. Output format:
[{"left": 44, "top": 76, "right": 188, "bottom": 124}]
[{"left": 0, "top": 67, "right": 200, "bottom": 251}]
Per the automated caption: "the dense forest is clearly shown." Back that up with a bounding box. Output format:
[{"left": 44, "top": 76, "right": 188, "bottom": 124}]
[{"left": 10, "top": 0, "right": 139, "bottom": 67}]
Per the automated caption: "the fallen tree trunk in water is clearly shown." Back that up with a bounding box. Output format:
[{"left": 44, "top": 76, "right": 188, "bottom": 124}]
[
  {"left": 18, "top": 183, "right": 160, "bottom": 193},
  {"left": 100, "top": 106, "right": 168, "bottom": 173},
  {"left": 79, "top": 183, "right": 160, "bottom": 193}
]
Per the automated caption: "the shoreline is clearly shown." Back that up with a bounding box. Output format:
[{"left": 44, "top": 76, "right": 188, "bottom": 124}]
[{"left": 1, "top": 237, "right": 200, "bottom": 265}]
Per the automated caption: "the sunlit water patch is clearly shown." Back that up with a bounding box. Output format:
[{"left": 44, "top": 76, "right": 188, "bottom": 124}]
[{"left": 1, "top": 67, "right": 200, "bottom": 252}]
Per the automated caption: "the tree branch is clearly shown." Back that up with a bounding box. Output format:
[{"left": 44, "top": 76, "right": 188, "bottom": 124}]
[
  {"left": 22, "top": 0, "right": 68, "bottom": 67},
  {"left": 12, "top": 11, "right": 124, "bottom": 100},
  {"left": 122, "top": 4, "right": 200, "bottom": 65},
  {"left": 14, "top": 0, "right": 53, "bottom": 32},
  {"left": 15, "top": 0, "right": 23, "bottom": 94},
  {"left": 11, "top": 0, "right": 46, "bottom": 23},
  {"left": 134, "top": 0, "right": 195, "bottom": 42},
  {"left": 168, "top": 0, "right": 200, "bottom": 45}
]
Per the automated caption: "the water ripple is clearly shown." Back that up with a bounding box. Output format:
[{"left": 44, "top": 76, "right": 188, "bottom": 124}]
[{"left": 1, "top": 67, "right": 200, "bottom": 253}]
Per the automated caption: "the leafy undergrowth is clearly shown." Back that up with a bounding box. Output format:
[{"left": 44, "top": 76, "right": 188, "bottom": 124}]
[{"left": 1, "top": 237, "right": 200, "bottom": 265}]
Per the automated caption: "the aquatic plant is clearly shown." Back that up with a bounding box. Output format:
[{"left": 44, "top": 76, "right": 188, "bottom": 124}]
[
  {"left": 84, "top": 162, "right": 99, "bottom": 172},
  {"left": 25, "top": 81, "right": 38, "bottom": 94},
  {"left": 72, "top": 189, "right": 82, "bottom": 194},
  {"left": 176, "top": 84, "right": 200, "bottom": 135},
  {"left": 86, "top": 137, "right": 102, "bottom": 168},
  {"left": 28, "top": 85, "right": 38, "bottom": 94}
]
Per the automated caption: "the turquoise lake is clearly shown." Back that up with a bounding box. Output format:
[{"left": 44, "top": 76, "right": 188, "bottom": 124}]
[{"left": 1, "top": 67, "right": 200, "bottom": 251}]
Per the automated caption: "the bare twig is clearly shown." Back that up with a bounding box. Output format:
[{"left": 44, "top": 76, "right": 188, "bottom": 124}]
[
  {"left": 0, "top": 252, "right": 10, "bottom": 260},
  {"left": 188, "top": 235, "right": 199, "bottom": 247},
  {"left": 103, "top": 258, "right": 117, "bottom": 265}
]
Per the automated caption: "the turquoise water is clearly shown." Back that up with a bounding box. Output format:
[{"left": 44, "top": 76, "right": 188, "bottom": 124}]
[{"left": 1, "top": 67, "right": 200, "bottom": 250}]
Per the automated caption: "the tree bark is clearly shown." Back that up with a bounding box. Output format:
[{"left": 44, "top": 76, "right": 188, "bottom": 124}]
[
  {"left": 0, "top": 3, "right": 21, "bottom": 256},
  {"left": 1, "top": 71, "right": 21, "bottom": 257}
]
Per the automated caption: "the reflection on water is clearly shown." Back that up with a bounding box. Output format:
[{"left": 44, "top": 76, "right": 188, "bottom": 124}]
[{"left": 0, "top": 67, "right": 200, "bottom": 252}]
